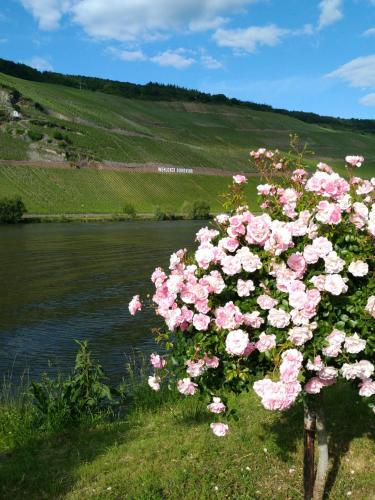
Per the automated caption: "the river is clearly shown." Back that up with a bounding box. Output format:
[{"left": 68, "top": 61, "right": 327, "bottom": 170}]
[{"left": 0, "top": 220, "right": 204, "bottom": 383}]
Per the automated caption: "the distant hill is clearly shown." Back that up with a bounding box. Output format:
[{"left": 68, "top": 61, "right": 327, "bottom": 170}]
[
  {"left": 1, "top": 57, "right": 375, "bottom": 135},
  {"left": 0, "top": 61, "right": 374, "bottom": 214}
]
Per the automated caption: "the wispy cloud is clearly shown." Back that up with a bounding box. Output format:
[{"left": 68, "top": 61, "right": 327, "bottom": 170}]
[
  {"left": 213, "top": 25, "right": 289, "bottom": 53},
  {"left": 150, "top": 49, "right": 196, "bottom": 69},
  {"left": 327, "top": 55, "right": 375, "bottom": 87},
  {"left": 359, "top": 93, "right": 375, "bottom": 106},
  {"left": 318, "top": 0, "right": 343, "bottom": 30},
  {"left": 108, "top": 47, "right": 146, "bottom": 62},
  {"left": 362, "top": 27, "right": 375, "bottom": 37},
  {"left": 200, "top": 54, "right": 223, "bottom": 69},
  {"left": 26, "top": 56, "right": 53, "bottom": 71}
]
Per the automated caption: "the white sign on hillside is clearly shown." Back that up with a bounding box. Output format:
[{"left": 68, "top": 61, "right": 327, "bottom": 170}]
[{"left": 158, "top": 167, "right": 193, "bottom": 174}]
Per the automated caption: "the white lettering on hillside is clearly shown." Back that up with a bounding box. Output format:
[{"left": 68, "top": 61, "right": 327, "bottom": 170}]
[{"left": 158, "top": 167, "right": 193, "bottom": 174}]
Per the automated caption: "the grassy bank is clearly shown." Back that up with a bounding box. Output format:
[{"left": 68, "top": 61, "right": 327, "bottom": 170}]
[{"left": 0, "top": 378, "right": 374, "bottom": 499}]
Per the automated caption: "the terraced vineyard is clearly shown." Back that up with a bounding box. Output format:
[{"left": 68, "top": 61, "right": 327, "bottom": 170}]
[
  {"left": 0, "top": 70, "right": 374, "bottom": 213},
  {"left": 0, "top": 165, "right": 258, "bottom": 214}
]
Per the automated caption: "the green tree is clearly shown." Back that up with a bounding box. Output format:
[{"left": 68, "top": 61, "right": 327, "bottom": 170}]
[{"left": 0, "top": 197, "right": 27, "bottom": 223}]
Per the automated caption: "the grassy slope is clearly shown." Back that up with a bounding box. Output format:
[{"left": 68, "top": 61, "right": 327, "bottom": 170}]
[
  {"left": 0, "top": 71, "right": 374, "bottom": 213},
  {"left": 0, "top": 383, "right": 374, "bottom": 499},
  {"left": 0, "top": 166, "right": 258, "bottom": 213}
]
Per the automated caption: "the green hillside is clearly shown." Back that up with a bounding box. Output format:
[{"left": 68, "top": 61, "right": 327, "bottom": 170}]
[
  {"left": 0, "top": 70, "right": 374, "bottom": 214},
  {"left": 0, "top": 165, "right": 258, "bottom": 214}
]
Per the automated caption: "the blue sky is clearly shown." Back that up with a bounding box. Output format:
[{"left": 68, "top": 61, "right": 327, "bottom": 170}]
[{"left": 0, "top": 0, "right": 375, "bottom": 118}]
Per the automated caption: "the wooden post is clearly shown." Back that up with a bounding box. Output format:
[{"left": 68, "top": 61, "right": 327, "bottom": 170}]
[{"left": 304, "top": 402, "right": 317, "bottom": 500}]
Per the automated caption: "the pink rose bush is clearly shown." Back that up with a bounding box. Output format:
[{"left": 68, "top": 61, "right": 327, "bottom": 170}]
[{"left": 130, "top": 145, "right": 374, "bottom": 437}]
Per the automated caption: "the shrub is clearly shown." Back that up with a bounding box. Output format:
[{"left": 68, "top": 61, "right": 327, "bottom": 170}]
[
  {"left": 154, "top": 206, "right": 176, "bottom": 221},
  {"left": 181, "top": 200, "right": 210, "bottom": 219},
  {"left": 31, "top": 340, "right": 113, "bottom": 430},
  {"left": 123, "top": 203, "right": 137, "bottom": 218},
  {"left": 0, "top": 196, "right": 27, "bottom": 223},
  {"left": 53, "top": 130, "right": 64, "bottom": 140},
  {"left": 130, "top": 142, "right": 375, "bottom": 499},
  {"left": 27, "top": 130, "right": 43, "bottom": 141}
]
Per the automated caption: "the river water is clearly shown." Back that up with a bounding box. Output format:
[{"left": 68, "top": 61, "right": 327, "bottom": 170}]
[{"left": 0, "top": 221, "right": 204, "bottom": 383}]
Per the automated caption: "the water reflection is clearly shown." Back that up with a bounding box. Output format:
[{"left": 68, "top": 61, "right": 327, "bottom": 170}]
[{"left": 0, "top": 221, "right": 203, "bottom": 383}]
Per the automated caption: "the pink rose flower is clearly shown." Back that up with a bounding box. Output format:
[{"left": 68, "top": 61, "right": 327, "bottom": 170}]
[
  {"left": 345, "top": 155, "right": 364, "bottom": 167},
  {"left": 148, "top": 375, "right": 161, "bottom": 391},
  {"left": 344, "top": 334, "right": 366, "bottom": 354},
  {"left": 306, "top": 356, "right": 324, "bottom": 371},
  {"left": 358, "top": 378, "right": 375, "bottom": 397},
  {"left": 324, "top": 251, "right": 345, "bottom": 274},
  {"left": 236, "top": 247, "right": 262, "bottom": 272},
  {"left": 322, "top": 328, "right": 346, "bottom": 357},
  {"left": 268, "top": 308, "right": 290, "bottom": 328},
  {"left": 257, "top": 184, "right": 274, "bottom": 195},
  {"left": 287, "top": 326, "right": 313, "bottom": 346},
  {"left": 186, "top": 359, "right": 206, "bottom": 377},
  {"left": 348, "top": 260, "right": 369, "bottom": 277},
  {"left": 279, "top": 349, "right": 303, "bottom": 383},
  {"left": 129, "top": 295, "right": 142, "bottom": 315},
  {"left": 233, "top": 174, "right": 247, "bottom": 184},
  {"left": 254, "top": 378, "right": 301, "bottom": 411},
  {"left": 150, "top": 353, "right": 166, "bottom": 369},
  {"left": 256, "top": 332, "right": 276, "bottom": 352},
  {"left": 341, "top": 361, "right": 374, "bottom": 380},
  {"left": 287, "top": 253, "right": 306, "bottom": 276},
  {"left": 219, "top": 237, "right": 239, "bottom": 252},
  {"left": 210, "top": 422, "right": 229, "bottom": 437},
  {"left": 257, "top": 294, "right": 278, "bottom": 310},
  {"left": 207, "top": 397, "right": 226, "bottom": 413},
  {"left": 242, "top": 311, "right": 264, "bottom": 329},
  {"left": 193, "top": 313, "right": 210, "bottom": 331},
  {"left": 246, "top": 214, "right": 272, "bottom": 245},
  {"left": 204, "top": 354, "right": 220, "bottom": 368},
  {"left": 365, "top": 295, "right": 375, "bottom": 318},
  {"left": 177, "top": 378, "right": 198, "bottom": 395},
  {"left": 304, "top": 377, "right": 324, "bottom": 394},
  {"left": 225, "top": 329, "right": 249, "bottom": 356},
  {"left": 243, "top": 342, "right": 257, "bottom": 356},
  {"left": 312, "top": 237, "right": 333, "bottom": 257},
  {"left": 318, "top": 366, "right": 337, "bottom": 381},
  {"left": 324, "top": 274, "right": 348, "bottom": 296},
  {"left": 303, "top": 245, "right": 319, "bottom": 264},
  {"left": 237, "top": 279, "right": 255, "bottom": 297},
  {"left": 221, "top": 254, "right": 242, "bottom": 276}
]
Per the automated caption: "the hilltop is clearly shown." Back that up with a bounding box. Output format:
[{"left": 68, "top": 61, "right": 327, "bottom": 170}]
[{"left": 0, "top": 60, "right": 374, "bottom": 214}]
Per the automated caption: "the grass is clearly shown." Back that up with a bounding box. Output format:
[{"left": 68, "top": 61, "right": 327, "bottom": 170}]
[
  {"left": 0, "top": 165, "right": 259, "bottom": 214},
  {"left": 0, "top": 380, "right": 374, "bottom": 499}
]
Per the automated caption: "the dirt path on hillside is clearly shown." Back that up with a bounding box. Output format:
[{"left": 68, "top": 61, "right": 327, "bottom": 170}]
[{"left": 0, "top": 159, "right": 259, "bottom": 177}]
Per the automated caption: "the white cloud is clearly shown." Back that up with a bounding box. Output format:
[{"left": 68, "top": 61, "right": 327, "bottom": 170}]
[
  {"left": 20, "top": 0, "right": 72, "bottom": 30},
  {"left": 26, "top": 56, "right": 53, "bottom": 71},
  {"left": 359, "top": 93, "right": 375, "bottom": 106},
  {"left": 318, "top": 0, "right": 343, "bottom": 30},
  {"left": 212, "top": 25, "right": 289, "bottom": 53},
  {"left": 327, "top": 55, "right": 375, "bottom": 87},
  {"left": 19, "top": 0, "right": 256, "bottom": 40},
  {"left": 362, "top": 27, "right": 375, "bottom": 37},
  {"left": 189, "top": 16, "right": 228, "bottom": 32},
  {"left": 201, "top": 54, "right": 223, "bottom": 69},
  {"left": 108, "top": 48, "right": 146, "bottom": 62},
  {"left": 0, "top": 38, "right": 7, "bottom": 43},
  {"left": 150, "top": 50, "right": 195, "bottom": 69}
]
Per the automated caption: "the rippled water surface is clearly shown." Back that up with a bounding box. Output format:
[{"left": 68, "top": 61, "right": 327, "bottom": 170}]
[{"left": 0, "top": 221, "right": 203, "bottom": 382}]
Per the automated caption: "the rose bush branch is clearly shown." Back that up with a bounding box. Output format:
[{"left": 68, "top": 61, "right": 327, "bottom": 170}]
[{"left": 129, "top": 145, "right": 374, "bottom": 496}]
